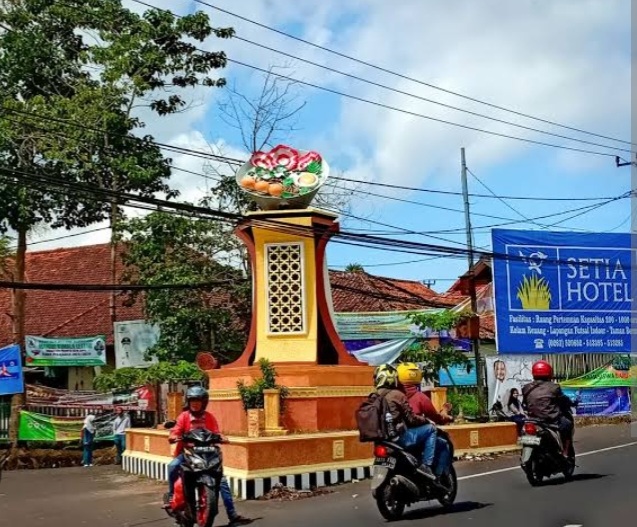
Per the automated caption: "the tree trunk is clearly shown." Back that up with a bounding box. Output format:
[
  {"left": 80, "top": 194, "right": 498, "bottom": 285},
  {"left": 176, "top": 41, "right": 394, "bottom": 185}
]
[{"left": 9, "top": 227, "right": 27, "bottom": 446}]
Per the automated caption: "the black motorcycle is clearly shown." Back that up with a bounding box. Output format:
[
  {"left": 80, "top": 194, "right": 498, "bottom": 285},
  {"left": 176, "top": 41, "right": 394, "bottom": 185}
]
[
  {"left": 163, "top": 421, "right": 225, "bottom": 527},
  {"left": 519, "top": 418, "right": 576, "bottom": 486},
  {"left": 371, "top": 427, "right": 458, "bottom": 521}
]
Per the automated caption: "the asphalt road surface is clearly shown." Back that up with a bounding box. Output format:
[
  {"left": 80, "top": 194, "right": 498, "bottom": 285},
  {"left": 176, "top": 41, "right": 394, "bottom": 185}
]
[{"left": 1, "top": 423, "right": 635, "bottom": 527}]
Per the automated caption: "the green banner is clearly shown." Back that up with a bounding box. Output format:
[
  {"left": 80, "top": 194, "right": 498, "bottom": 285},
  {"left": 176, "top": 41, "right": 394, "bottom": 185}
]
[
  {"left": 562, "top": 357, "right": 633, "bottom": 388},
  {"left": 25, "top": 335, "right": 107, "bottom": 366},
  {"left": 18, "top": 411, "right": 115, "bottom": 442}
]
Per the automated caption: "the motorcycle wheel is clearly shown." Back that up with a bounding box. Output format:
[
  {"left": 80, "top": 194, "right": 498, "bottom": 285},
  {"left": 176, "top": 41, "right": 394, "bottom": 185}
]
[
  {"left": 437, "top": 465, "right": 458, "bottom": 510},
  {"left": 195, "top": 485, "right": 217, "bottom": 527},
  {"left": 523, "top": 457, "right": 543, "bottom": 487},
  {"left": 375, "top": 483, "right": 405, "bottom": 522}
]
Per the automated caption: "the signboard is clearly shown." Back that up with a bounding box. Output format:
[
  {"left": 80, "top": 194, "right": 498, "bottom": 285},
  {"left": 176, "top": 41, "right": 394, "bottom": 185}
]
[
  {"left": 114, "top": 321, "right": 160, "bottom": 369},
  {"left": 0, "top": 344, "right": 24, "bottom": 396},
  {"left": 25, "top": 336, "right": 107, "bottom": 366},
  {"left": 563, "top": 387, "right": 631, "bottom": 416},
  {"left": 18, "top": 411, "right": 115, "bottom": 442},
  {"left": 486, "top": 355, "right": 535, "bottom": 408},
  {"left": 438, "top": 359, "right": 477, "bottom": 386},
  {"left": 561, "top": 358, "right": 632, "bottom": 388},
  {"left": 492, "top": 229, "right": 632, "bottom": 354}
]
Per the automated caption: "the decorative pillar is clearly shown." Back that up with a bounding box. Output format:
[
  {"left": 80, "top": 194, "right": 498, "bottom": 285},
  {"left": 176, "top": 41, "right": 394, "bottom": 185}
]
[{"left": 263, "top": 389, "right": 287, "bottom": 436}]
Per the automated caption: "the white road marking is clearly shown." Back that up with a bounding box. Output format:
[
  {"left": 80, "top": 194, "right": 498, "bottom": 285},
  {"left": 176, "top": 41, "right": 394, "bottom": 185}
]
[
  {"left": 563, "top": 525, "right": 583, "bottom": 527},
  {"left": 457, "top": 441, "right": 637, "bottom": 481}
]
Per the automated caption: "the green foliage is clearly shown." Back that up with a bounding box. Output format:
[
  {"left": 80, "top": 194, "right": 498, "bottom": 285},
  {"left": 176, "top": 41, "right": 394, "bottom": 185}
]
[
  {"left": 345, "top": 263, "right": 364, "bottom": 273},
  {"left": 0, "top": 0, "right": 232, "bottom": 238},
  {"left": 447, "top": 391, "right": 479, "bottom": 418},
  {"left": 93, "top": 361, "right": 204, "bottom": 392},
  {"left": 237, "top": 359, "right": 289, "bottom": 411},
  {"left": 402, "top": 310, "right": 473, "bottom": 385},
  {"left": 118, "top": 211, "right": 250, "bottom": 363},
  {"left": 0, "top": 236, "right": 13, "bottom": 278}
]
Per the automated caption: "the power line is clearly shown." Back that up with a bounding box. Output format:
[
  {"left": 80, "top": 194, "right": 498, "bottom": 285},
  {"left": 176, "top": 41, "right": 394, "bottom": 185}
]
[
  {"left": 226, "top": 33, "right": 634, "bottom": 155},
  {"left": 0, "top": 278, "right": 246, "bottom": 291},
  {"left": 191, "top": 0, "right": 634, "bottom": 148},
  {"left": 3, "top": 105, "right": 623, "bottom": 203},
  {"left": 4, "top": 163, "right": 635, "bottom": 268}
]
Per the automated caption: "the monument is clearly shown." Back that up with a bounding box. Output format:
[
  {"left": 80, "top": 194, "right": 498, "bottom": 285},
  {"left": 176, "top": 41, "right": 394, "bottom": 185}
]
[{"left": 123, "top": 144, "right": 518, "bottom": 499}]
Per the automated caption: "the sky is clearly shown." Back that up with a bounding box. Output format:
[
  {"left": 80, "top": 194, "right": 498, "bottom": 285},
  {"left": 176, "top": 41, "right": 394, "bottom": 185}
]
[{"left": 23, "top": 0, "right": 633, "bottom": 293}]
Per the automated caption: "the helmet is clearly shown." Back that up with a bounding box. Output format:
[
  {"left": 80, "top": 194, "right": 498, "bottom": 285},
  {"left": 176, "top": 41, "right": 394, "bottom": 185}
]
[
  {"left": 532, "top": 360, "right": 553, "bottom": 380},
  {"left": 397, "top": 362, "right": 423, "bottom": 385},
  {"left": 374, "top": 364, "right": 398, "bottom": 389},
  {"left": 185, "top": 385, "right": 209, "bottom": 413}
]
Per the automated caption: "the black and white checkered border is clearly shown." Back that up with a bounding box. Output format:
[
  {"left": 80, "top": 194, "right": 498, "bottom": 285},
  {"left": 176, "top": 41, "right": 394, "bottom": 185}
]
[{"left": 122, "top": 453, "right": 372, "bottom": 500}]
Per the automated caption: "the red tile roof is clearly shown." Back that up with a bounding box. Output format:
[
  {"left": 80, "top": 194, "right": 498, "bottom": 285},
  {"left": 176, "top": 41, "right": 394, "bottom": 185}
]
[
  {"left": 328, "top": 270, "right": 454, "bottom": 312},
  {"left": 0, "top": 244, "right": 142, "bottom": 347}
]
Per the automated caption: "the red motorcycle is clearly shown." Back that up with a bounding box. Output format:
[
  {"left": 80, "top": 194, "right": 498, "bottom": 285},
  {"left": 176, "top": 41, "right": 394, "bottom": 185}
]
[{"left": 163, "top": 421, "right": 225, "bottom": 527}]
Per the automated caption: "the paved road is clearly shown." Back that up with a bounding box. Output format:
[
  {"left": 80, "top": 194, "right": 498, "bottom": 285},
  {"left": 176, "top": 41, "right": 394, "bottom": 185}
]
[{"left": 1, "top": 423, "right": 635, "bottom": 527}]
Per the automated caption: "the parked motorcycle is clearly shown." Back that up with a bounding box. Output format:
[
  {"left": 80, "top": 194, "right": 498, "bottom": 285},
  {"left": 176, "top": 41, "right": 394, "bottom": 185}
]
[
  {"left": 519, "top": 418, "right": 575, "bottom": 486},
  {"left": 371, "top": 426, "right": 458, "bottom": 521},
  {"left": 163, "top": 420, "right": 225, "bottom": 527}
]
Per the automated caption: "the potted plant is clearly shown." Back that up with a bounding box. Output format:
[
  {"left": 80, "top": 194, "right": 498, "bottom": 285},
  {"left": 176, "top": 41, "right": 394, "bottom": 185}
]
[{"left": 237, "top": 359, "right": 288, "bottom": 437}]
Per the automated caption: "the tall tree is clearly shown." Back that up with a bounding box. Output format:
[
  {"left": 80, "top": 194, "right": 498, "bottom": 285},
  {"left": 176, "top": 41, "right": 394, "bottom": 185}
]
[
  {"left": 118, "top": 210, "right": 249, "bottom": 364},
  {"left": 0, "top": 0, "right": 232, "bottom": 443}
]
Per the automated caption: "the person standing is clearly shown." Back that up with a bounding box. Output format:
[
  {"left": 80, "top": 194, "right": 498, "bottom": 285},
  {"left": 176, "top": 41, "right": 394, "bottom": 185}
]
[
  {"left": 112, "top": 407, "right": 130, "bottom": 465},
  {"left": 82, "top": 414, "right": 97, "bottom": 467}
]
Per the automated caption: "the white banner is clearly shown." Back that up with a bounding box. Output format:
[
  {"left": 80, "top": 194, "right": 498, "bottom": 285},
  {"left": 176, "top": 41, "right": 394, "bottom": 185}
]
[
  {"left": 114, "top": 321, "right": 159, "bottom": 369},
  {"left": 486, "top": 355, "right": 537, "bottom": 409}
]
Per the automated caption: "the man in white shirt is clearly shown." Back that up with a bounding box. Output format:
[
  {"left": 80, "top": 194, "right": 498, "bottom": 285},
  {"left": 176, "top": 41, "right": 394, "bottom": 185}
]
[{"left": 112, "top": 407, "right": 131, "bottom": 465}]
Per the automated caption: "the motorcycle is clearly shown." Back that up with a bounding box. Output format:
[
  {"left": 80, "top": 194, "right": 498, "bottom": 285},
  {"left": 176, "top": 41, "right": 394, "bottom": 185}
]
[
  {"left": 371, "top": 426, "right": 458, "bottom": 521},
  {"left": 163, "top": 420, "right": 225, "bottom": 527},
  {"left": 520, "top": 412, "right": 576, "bottom": 486}
]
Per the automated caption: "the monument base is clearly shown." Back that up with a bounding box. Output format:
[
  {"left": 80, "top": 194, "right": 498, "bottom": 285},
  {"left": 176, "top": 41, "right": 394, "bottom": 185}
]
[{"left": 124, "top": 422, "right": 519, "bottom": 499}]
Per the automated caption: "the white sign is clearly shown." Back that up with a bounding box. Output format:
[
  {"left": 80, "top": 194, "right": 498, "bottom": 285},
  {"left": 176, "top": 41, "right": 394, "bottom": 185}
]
[
  {"left": 114, "top": 321, "right": 160, "bottom": 369},
  {"left": 486, "top": 355, "right": 536, "bottom": 410}
]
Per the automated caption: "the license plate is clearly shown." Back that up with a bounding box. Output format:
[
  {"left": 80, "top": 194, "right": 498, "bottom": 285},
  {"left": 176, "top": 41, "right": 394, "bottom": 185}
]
[
  {"left": 520, "top": 435, "right": 541, "bottom": 446},
  {"left": 194, "top": 446, "right": 216, "bottom": 453},
  {"left": 374, "top": 456, "right": 396, "bottom": 469}
]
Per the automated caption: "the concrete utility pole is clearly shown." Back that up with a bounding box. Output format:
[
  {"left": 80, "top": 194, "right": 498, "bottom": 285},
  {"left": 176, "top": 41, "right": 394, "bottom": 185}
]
[{"left": 461, "top": 148, "right": 486, "bottom": 416}]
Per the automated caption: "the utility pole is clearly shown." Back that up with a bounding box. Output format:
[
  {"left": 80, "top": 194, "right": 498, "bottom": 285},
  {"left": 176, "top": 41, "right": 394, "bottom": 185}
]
[{"left": 461, "top": 148, "right": 486, "bottom": 416}]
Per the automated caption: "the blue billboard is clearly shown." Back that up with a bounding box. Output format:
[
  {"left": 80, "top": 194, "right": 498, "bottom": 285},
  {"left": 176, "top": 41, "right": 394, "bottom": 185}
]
[
  {"left": 438, "top": 359, "right": 477, "bottom": 386},
  {"left": 0, "top": 344, "right": 24, "bottom": 396},
  {"left": 492, "top": 229, "right": 633, "bottom": 354}
]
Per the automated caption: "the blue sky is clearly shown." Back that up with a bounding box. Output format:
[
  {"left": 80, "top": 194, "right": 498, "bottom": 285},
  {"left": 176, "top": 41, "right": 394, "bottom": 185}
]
[{"left": 32, "top": 0, "right": 632, "bottom": 293}]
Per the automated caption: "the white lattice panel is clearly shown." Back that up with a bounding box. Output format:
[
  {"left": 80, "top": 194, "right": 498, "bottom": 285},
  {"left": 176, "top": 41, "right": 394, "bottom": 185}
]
[{"left": 265, "top": 243, "right": 306, "bottom": 334}]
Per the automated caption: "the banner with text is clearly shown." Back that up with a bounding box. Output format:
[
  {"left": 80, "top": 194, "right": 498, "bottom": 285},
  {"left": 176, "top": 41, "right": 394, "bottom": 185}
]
[
  {"left": 18, "top": 411, "right": 116, "bottom": 441},
  {"left": 25, "top": 336, "right": 107, "bottom": 366},
  {"left": 0, "top": 344, "right": 24, "bottom": 396},
  {"left": 492, "top": 229, "right": 633, "bottom": 354},
  {"left": 563, "top": 387, "right": 631, "bottom": 416},
  {"left": 114, "top": 320, "right": 160, "bottom": 369}
]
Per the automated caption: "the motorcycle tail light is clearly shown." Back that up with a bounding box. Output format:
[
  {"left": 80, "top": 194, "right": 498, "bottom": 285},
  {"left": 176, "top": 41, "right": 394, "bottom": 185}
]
[
  {"left": 523, "top": 422, "right": 537, "bottom": 435},
  {"left": 374, "top": 445, "right": 388, "bottom": 458}
]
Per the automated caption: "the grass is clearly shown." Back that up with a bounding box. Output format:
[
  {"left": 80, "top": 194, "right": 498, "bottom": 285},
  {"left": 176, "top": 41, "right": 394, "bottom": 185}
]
[{"left": 516, "top": 274, "right": 552, "bottom": 310}]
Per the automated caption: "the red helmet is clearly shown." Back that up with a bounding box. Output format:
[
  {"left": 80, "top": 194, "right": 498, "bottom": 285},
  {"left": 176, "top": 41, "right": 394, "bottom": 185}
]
[{"left": 532, "top": 360, "right": 553, "bottom": 380}]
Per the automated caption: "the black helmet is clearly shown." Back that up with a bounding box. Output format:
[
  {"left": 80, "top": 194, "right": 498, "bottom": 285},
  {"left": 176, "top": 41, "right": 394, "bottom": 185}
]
[{"left": 185, "top": 385, "right": 209, "bottom": 414}]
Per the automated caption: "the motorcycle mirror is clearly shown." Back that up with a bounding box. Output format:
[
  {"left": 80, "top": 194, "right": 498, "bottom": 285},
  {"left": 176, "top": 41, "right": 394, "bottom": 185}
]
[{"left": 163, "top": 420, "right": 177, "bottom": 430}]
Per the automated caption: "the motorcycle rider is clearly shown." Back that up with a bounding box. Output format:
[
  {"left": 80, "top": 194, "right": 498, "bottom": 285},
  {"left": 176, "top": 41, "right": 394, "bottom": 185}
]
[
  {"left": 522, "top": 360, "right": 574, "bottom": 457},
  {"left": 165, "top": 386, "right": 249, "bottom": 526},
  {"left": 396, "top": 362, "right": 454, "bottom": 479},
  {"left": 374, "top": 364, "right": 437, "bottom": 480}
]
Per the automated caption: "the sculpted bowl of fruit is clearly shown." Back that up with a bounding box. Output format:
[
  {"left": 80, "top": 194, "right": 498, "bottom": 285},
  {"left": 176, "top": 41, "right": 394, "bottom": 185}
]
[{"left": 235, "top": 145, "right": 329, "bottom": 210}]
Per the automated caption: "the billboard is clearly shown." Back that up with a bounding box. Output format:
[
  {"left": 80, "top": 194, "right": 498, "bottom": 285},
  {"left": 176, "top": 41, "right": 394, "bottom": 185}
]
[
  {"left": 492, "top": 229, "right": 632, "bottom": 354},
  {"left": 114, "top": 320, "right": 160, "bottom": 369},
  {"left": 0, "top": 344, "right": 24, "bottom": 396},
  {"left": 486, "top": 355, "right": 535, "bottom": 408},
  {"left": 438, "top": 359, "right": 477, "bottom": 386}
]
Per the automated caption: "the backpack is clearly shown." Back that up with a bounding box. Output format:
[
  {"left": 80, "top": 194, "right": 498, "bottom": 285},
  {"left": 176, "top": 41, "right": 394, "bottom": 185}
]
[{"left": 356, "top": 391, "right": 392, "bottom": 442}]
